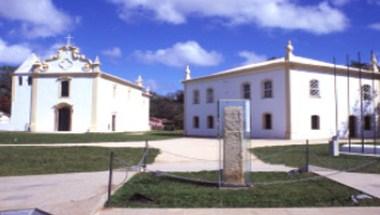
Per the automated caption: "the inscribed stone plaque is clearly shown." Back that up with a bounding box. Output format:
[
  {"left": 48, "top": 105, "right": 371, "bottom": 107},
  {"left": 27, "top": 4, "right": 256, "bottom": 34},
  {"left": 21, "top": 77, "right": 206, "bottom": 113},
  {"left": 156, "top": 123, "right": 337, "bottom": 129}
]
[{"left": 223, "top": 106, "right": 245, "bottom": 186}]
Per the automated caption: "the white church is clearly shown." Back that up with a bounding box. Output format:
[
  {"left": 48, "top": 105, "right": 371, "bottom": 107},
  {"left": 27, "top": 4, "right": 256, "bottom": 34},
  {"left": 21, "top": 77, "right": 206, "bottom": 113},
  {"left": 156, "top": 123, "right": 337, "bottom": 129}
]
[
  {"left": 183, "top": 41, "right": 380, "bottom": 140},
  {"left": 0, "top": 38, "right": 150, "bottom": 133}
]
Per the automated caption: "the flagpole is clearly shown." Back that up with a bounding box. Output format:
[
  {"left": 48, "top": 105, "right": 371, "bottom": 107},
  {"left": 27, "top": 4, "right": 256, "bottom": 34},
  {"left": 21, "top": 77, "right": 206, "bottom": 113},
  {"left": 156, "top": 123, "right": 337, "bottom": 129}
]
[
  {"left": 333, "top": 57, "right": 338, "bottom": 136},
  {"left": 346, "top": 55, "right": 351, "bottom": 152},
  {"left": 358, "top": 52, "right": 364, "bottom": 152},
  {"left": 371, "top": 51, "right": 377, "bottom": 153}
]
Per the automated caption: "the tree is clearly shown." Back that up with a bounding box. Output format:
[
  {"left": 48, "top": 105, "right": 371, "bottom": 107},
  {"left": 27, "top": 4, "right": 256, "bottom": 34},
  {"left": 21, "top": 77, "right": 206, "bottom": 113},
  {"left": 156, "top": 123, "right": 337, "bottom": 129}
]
[
  {"left": 0, "top": 66, "right": 16, "bottom": 114},
  {"left": 150, "top": 90, "right": 184, "bottom": 130}
]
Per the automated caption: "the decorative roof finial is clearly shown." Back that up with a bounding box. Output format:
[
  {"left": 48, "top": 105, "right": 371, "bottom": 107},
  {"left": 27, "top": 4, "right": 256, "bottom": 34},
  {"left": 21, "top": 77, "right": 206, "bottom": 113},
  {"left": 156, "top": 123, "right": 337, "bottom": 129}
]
[
  {"left": 185, "top": 65, "right": 191, "bottom": 80},
  {"left": 136, "top": 75, "right": 143, "bottom": 87},
  {"left": 93, "top": 56, "right": 101, "bottom": 65},
  {"left": 146, "top": 86, "right": 151, "bottom": 94},
  {"left": 285, "top": 40, "right": 294, "bottom": 61},
  {"left": 371, "top": 51, "right": 378, "bottom": 72},
  {"left": 65, "top": 34, "right": 73, "bottom": 47}
]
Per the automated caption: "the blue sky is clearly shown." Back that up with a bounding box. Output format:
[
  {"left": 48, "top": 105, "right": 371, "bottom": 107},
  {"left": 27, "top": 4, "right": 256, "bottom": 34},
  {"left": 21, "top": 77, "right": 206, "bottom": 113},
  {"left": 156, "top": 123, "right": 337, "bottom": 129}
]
[{"left": 0, "top": 0, "right": 379, "bottom": 94}]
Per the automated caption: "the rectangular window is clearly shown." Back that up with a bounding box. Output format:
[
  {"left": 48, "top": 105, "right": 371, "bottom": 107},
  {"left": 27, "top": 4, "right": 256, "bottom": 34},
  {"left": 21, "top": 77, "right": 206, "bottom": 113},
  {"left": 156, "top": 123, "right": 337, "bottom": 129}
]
[
  {"left": 310, "top": 79, "right": 320, "bottom": 97},
  {"left": 207, "top": 115, "right": 214, "bottom": 129},
  {"left": 311, "top": 115, "right": 320, "bottom": 130},
  {"left": 18, "top": 76, "right": 23, "bottom": 86},
  {"left": 364, "top": 115, "right": 372, "bottom": 130},
  {"left": 263, "top": 113, "right": 272, "bottom": 130},
  {"left": 263, "top": 80, "right": 272, "bottom": 98},
  {"left": 193, "top": 116, "right": 199, "bottom": 129},
  {"left": 242, "top": 83, "right": 251, "bottom": 99},
  {"left": 362, "top": 85, "right": 371, "bottom": 101},
  {"left": 193, "top": 90, "right": 200, "bottom": 104},
  {"left": 61, "top": 80, "right": 70, "bottom": 97},
  {"left": 206, "top": 88, "right": 214, "bottom": 103},
  {"left": 27, "top": 76, "right": 32, "bottom": 86}
]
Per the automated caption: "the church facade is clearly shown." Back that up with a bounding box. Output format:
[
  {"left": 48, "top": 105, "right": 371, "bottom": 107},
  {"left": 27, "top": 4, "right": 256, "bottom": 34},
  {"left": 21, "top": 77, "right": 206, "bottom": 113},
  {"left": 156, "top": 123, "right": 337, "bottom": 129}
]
[
  {"left": 1, "top": 43, "right": 150, "bottom": 133},
  {"left": 183, "top": 41, "right": 380, "bottom": 140}
]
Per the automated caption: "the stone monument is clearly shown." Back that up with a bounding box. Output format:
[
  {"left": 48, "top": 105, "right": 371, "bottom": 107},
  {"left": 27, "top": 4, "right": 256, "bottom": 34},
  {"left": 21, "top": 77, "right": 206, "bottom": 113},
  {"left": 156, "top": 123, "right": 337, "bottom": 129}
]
[{"left": 223, "top": 106, "right": 246, "bottom": 186}]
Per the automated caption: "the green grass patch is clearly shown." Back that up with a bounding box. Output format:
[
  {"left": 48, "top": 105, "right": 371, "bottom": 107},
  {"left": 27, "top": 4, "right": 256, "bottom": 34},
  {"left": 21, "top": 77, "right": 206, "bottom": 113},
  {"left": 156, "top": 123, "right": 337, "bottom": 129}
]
[
  {"left": 0, "top": 130, "right": 182, "bottom": 144},
  {"left": 110, "top": 171, "right": 380, "bottom": 207},
  {"left": 251, "top": 144, "right": 380, "bottom": 173},
  {"left": 0, "top": 147, "right": 159, "bottom": 176}
]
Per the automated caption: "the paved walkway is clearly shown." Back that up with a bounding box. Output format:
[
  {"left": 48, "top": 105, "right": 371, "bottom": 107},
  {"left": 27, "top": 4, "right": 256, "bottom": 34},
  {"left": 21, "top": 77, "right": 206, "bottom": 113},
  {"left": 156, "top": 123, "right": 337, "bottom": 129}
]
[
  {"left": 0, "top": 171, "right": 134, "bottom": 215},
  {"left": 311, "top": 165, "right": 380, "bottom": 198},
  {"left": 98, "top": 207, "right": 380, "bottom": 215}
]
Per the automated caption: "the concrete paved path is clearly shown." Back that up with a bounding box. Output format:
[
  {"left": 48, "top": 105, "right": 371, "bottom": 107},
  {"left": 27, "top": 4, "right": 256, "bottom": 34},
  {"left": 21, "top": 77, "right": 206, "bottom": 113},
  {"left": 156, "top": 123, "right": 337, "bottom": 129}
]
[
  {"left": 311, "top": 165, "right": 380, "bottom": 199},
  {"left": 98, "top": 207, "right": 380, "bottom": 215},
  {"left": 0, "top": 171, "right": 134, "bottom": 215}
]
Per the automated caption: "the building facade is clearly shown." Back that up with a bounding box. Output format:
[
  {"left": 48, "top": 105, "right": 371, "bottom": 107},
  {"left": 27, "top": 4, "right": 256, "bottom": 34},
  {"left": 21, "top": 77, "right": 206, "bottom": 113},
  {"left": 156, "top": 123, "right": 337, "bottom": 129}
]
[
  {"left": 1, "top": 43, "right": 150, "bottom": 133},
  {"left": 183, "top": 41, "right": 380, "bottom": 140}
]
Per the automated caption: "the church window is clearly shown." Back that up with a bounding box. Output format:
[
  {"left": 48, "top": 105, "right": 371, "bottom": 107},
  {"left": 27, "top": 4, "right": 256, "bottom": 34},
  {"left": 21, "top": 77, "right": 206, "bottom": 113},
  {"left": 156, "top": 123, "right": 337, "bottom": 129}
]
[
  {"left": 27, "top": 76, "right": 32, "bottom": 86},
  {"left": 310, "top": 79, "right": 320, "bottom": 97},
  {"left": 18, "top": 76, "right": 23, "bottom": 86},
  {"left": 362, "top": 84, "right": 371, "bottom": 101},
  {"left": 242, "top": 83, "right": 251, "bottom": 99},
  {"left": 263, "top": 113, "right": 272, "bottom": 130},
  {"left": 193, "top": 90, "right": 200, "bottom": 104},
  {"left": 263, "top": 80, "right": 273, "bottom": 98},
  {"left": 364, "top": 115, "right": 372, "bottom": 130},
  {"left": 311, "top": 115, "right": 320, "bottom": 130},
  {"left": 207, "top": 115, "right": 214, "bottom": 129},
  {"left": 206, "top": 88, "right": 214, "bottom": 103},
  {"left": 193, "top": 116, "right": 199, "bottom": 128},
  {"left": 61, "top": 80, "right": 70, "bottom": 97}
]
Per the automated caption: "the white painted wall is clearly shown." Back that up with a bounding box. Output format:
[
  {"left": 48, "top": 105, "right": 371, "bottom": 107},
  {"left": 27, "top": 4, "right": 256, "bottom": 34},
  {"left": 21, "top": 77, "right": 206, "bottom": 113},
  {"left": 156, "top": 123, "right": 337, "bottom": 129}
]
[
  {"left": 184, "top": 67, "right": 287, "bottom": 138},
  {"left": 10, "top": 75, "right": 32, "bottom": 131},
  {"left": 96, "top": 78, "right": 150, "bottom": 132},
  {"left": 34, "top": 77, "right": 93, "bottom": 132},
  {"left": 290, "top": 69, "right": 380, "bottom": 139}
]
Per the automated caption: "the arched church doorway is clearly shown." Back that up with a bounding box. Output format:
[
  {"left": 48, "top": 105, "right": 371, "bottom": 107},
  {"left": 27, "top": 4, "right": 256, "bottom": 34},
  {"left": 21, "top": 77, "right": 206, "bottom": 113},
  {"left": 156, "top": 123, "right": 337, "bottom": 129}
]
[{"left": 56, "top": 105, "right": 72, "bottom": 131}]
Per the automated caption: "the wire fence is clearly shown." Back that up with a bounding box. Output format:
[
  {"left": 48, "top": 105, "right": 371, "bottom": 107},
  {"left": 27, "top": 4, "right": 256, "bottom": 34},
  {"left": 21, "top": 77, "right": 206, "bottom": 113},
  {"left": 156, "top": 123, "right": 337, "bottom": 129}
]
[{"left": 104, "top": 138, "right": 380, "bottom": 207}]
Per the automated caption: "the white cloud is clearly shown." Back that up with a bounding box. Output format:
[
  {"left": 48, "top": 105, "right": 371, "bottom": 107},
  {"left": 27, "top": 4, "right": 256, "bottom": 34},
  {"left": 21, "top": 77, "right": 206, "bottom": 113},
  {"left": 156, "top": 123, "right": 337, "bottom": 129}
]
[
  {"left": 40, "top": 42, "right": 64, "bottom": 59},
  {"left": 369, "top": 22, "right": 380, "bottom": 30},
  {"left": 133, "top": 41, "right": 222, "bottom": 67},
  {"left": 109, "top": 0, "right": 348, "bottom": 34},
  {"left": 0, "top": 0, "right": 73, "bottom": 38},
  {"left": 238, "top": 51, "right": 267, "bottom": 65},
  {"left": 102, "top": 47, "right": 123, "bottom": 59},
  {"left": 0, "top": 38, "right": 32, "bottom": 64}
]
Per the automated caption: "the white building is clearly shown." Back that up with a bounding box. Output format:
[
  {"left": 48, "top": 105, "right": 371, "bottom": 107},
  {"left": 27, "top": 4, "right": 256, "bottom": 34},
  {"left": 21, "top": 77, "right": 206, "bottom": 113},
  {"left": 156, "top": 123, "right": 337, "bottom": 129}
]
[
  {"left": 1, "top": 41, "right": 150, "bottom": 133},
  {"left": 183, "top": 41, "right": 380, "bottom": 140}
]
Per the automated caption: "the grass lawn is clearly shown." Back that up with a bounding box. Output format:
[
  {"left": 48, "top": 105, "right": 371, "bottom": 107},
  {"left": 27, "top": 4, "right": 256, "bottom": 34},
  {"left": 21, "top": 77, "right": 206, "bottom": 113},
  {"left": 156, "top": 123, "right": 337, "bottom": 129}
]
[
  {"left": 251, "top": 144, "right": 380, "bottom": 173},
  {"left": 0, "top": 130, "right": 182, "bottom": 144},
  {"left": 109, "top": 171, "right": 380, "bottom": 207},
  {"left": 0, "top": 147, "right": 159, "bottom": 176}
]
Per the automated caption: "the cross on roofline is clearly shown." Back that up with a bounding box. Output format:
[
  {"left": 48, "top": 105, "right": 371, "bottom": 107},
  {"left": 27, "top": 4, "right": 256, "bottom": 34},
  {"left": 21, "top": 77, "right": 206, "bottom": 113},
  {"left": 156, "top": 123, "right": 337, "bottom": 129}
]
[{"left": 65, "top": 34, "right": 73, "bottom": 46}]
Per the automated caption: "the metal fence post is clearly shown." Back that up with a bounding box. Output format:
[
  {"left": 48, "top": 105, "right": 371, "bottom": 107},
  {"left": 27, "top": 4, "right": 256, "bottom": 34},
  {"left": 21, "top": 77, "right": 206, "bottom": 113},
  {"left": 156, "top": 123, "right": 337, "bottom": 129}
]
[
  {"left": 106, "top": 151, "right": 114, "bottom": 206},
  {"left": 143, "top": 139, "right": 149, "bottom": 172},
  {"left": 305, "top": 139, "right": 309, "bottom": 172}
]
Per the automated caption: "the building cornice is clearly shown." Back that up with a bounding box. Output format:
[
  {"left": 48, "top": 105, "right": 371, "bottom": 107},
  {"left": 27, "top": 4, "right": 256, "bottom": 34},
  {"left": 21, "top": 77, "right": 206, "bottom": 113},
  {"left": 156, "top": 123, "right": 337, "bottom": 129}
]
[
  {"left": 12, "top": 71, "right": 145, "bottom": 91},
  {"left": 183, "top": 58, "right": 379, "bottom": 84}
]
